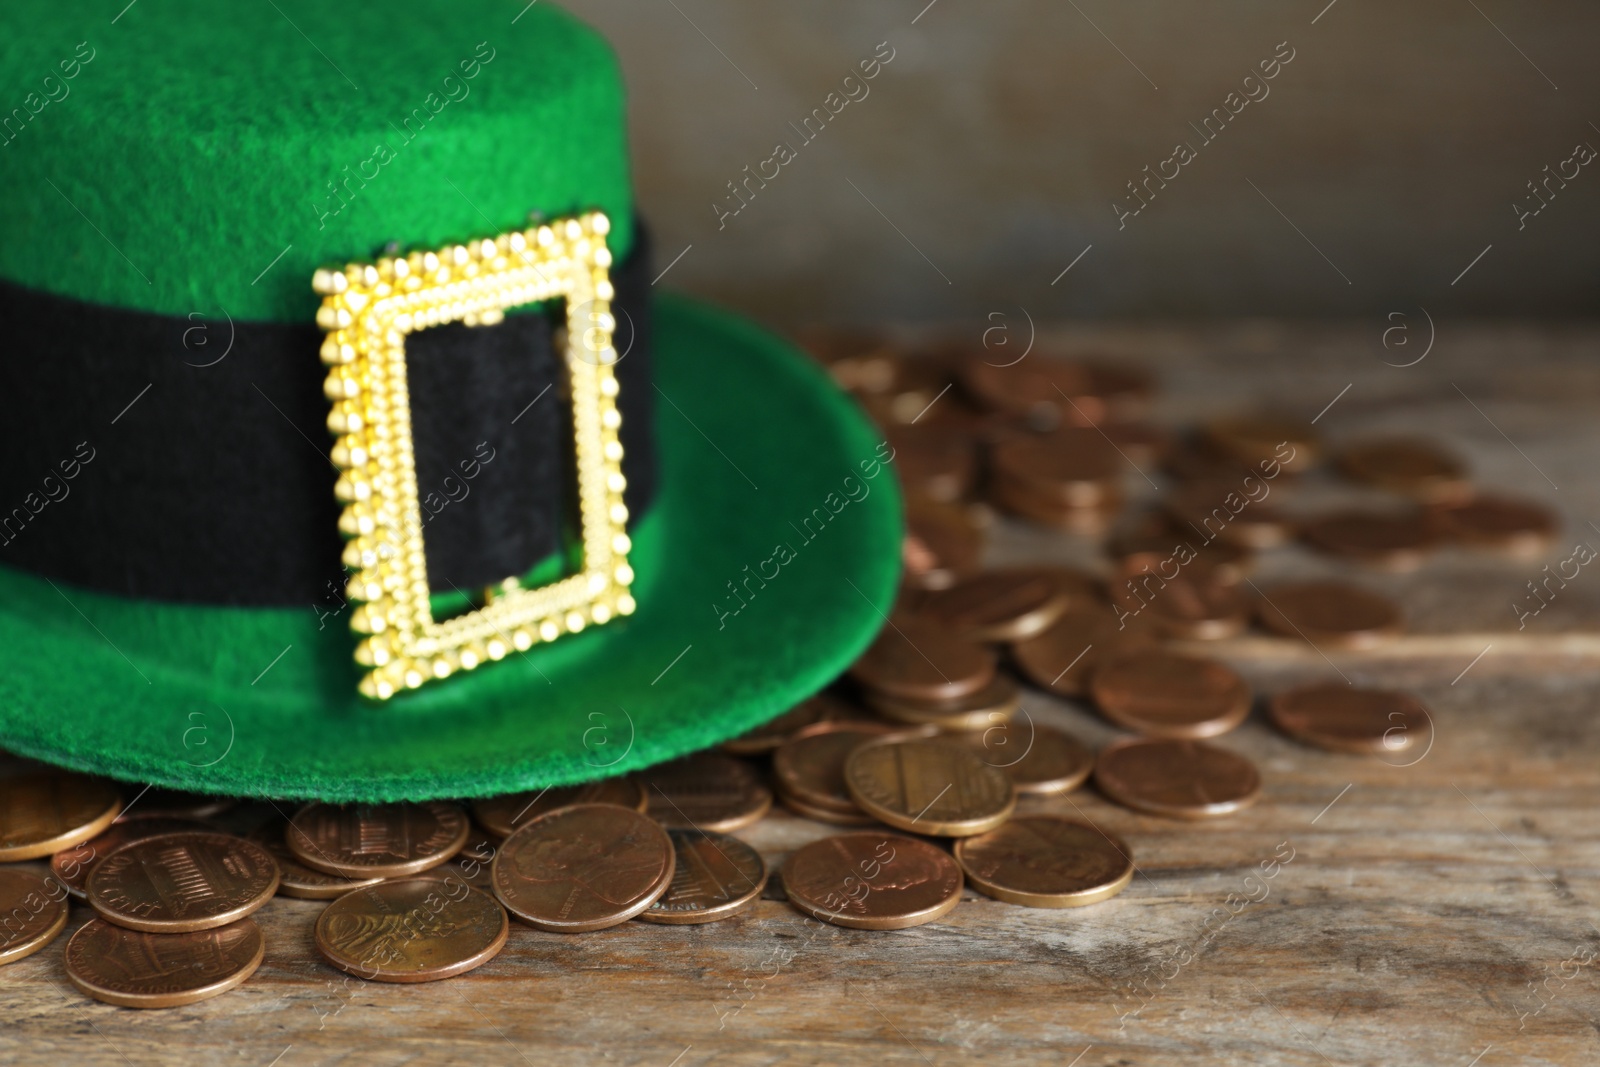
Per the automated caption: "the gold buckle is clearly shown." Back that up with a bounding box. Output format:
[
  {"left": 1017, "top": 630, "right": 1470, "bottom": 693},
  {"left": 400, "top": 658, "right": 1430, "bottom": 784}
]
[{"left": 313, "top": 211, "right": 634, "bottom": 700}]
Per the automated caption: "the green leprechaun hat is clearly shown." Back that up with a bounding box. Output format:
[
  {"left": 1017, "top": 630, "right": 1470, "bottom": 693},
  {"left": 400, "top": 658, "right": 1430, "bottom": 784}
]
[{"left": 0, "top": 0, "right": 901, "bottom": 800}]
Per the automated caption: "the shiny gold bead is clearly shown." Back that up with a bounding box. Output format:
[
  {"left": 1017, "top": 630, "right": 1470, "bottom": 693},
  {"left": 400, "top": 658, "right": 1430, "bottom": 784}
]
[
  {"left": 538, "top": 619, "right": 560, "bottom": 642},
  {"left": 564, "top": 612, "right": 586, "bottom": 633},
  {"left": 513, "top": 628, "right": 534, "bottom": 651},
  {"left": 350, "top": 604, "right": 388, "bottom": 634},
  {"left": 338, "top": 504, "right": 374, "bottom": 538},
  {"left": 333, "top": 473, "right": 370, "bottom": 504},
  {"left": 614, "top": 563, "right": 634, "bottom": 585},
  {"left": 617, "top": 594, "right": 637, "bottom": 615}
]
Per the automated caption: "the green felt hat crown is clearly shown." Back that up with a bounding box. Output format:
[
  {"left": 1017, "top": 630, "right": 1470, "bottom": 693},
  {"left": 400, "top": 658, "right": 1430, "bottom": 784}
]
[{"left": 0, "top": 0, "right": 901, "bottom": 800}]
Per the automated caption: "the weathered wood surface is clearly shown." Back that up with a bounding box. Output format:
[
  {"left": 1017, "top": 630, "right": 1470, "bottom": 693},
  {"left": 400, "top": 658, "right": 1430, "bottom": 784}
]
[{"left": 4, "top": 321, "right": 1600, "bottom": 1066}]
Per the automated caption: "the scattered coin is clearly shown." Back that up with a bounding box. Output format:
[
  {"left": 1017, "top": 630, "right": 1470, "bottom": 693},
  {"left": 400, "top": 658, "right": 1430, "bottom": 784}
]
[
  {"left": 797, "top": 329, "right": 898, "bottom": 394},
  {"left": 990, "top": 428, "right": 1122, "bottom": 509},
  {"left": 640, "top": 829, "right": 768, "bottom": 925},
  {"left": 0, "top": 769, "right": 122, "bottom": 862},
  {"left": 316, "top": 877, "right": 509, "bottom": 982},
  {"left": 954, "top": 816, "right": 1134, "bottom": 908},
  {"left": 492, "top": 804, "right": 675, "bottom": 932},
  {"left": 845, "top": 737, "right": 1016, "bottom": 837},
  {"left": 961, "top": 354, "right": 1095, "bottom": 424},
  {"left": 903, "top": 500, "right": 984, "bottom": 590},
  {"left": 780, "top": 832, "right": 963, "bottom": 930},
  {"left": 1268, "top": 682, "right": 1432, "bottom": 755},
  {"left": 911, "top": 566, "right": 1086, "bottom": 642},
  {"left": 0, "top": 868, "right": 69, "bottom": 965},
  {"left": 1202, "top": 415, "right": 1317, "bottom": 473},
  {"left": 888, "top": 423, "right": 977, "bottom": 503},
  {"left": 1432, "top": 493, "right": 1558, "bottom": 557},
  {"left": 1299, "top": 509, "right": 1438, "bottom": 570},
  {"left": 64, "top": 917, "right": 264, "bottom": 1008},
  {"left": 51, "top": 817, "right": 212, "bottom": 900},
  {"left": 773, "top": 790, "right": 881, "bottom": 826},
  {"left": 87, "top": 831, "right": 280, "bottom": 933},
  {"left": 643, "top": 752, "right": 772, "bottom": 833},
  {"left": 1113, "top": 566, "right": 1249, "bottom": 641},
  {"left": 1337, "top": 437, "right": 1470, "bottom": 503},
  {"left": 1010, "top": 605, "right": 1154, "bottom": 698},
  {"left": 1165, "top": 481, "right": 1291, "bottom": 549},
  {"left": 126, "top": 789, "right": 236, "bottom": 821},
  {"left": 248, "top": 821, "right": 385, "bottom": 900},
  {"left": 1094, "top": 738, "right": 1262, "bottom": 819},
  {"left": 773, "top": 721, "right": 901, "bottom": 818},
  {"left": 1090, "top": 649, "right": 1252, "bottom": 739},
  {"left": 723, "top": 692, "right": 852, "bottom": 755},
  {"left": 849, "top": 618, "right": 997, "bottom": 704},
  {"left": 956, "top": 720, "right": 1094, "bottom": 795},
  {"left": 866, "top": 673, "right": 1019, "bottom": 731},
  {"left": 288, "top": 801, "right": 470, "bottom": 879},
  {"left": 1254, "top": 580, "right": 1404, "bottom": 649},
  {"left": 1100, "top": 420, "right": 1169, "bottom": 467},
  {"left": 472, "top": 778, "right": 648, "bottom": 839}
]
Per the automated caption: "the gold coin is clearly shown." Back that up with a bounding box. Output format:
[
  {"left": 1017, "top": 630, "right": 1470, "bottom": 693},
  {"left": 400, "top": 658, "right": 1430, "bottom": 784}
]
[
  {"left": 780, "top": 832, "right": 963, "bottom": 930},
  {"left": 87, "top": 831, "right": 280, "bottom": 933},
  {"left": 954, "top": 816, "right": 1134, "bottom": 908},
  {"left": 0, "top": 769, "right": 122, "bottom": 862},
  {"left": 492, "top": 804, "right": 675, "bottom": 932},
  {"left": 955, "top": 720, "right": 1094, "bottom": 795},
  {"left": 64, "top": 917, "right": 264, "bottom": 1008},
  {"left": 51, "top": 817, "right": 212, "bottom": 900},
  {"left": 247, "top": 822, "right": 385, "bottom": 901},
  {"left": 643, "top": 752, "right": 773, "bottom": 833},
  {"left": 288, "top": 801, "right": 470, "bottom": 879},
  {"left": 640, "top": 829, "right": 769, "bottom": 925},
  {"left": 315, "top": 877, "right": 509, "bottom": 983},
  {"left": 865, "top": 673, "right": 1019, "bottom": 731},
  {"left": 845, "top": 738, "right": 1016, "bottom": 837},
  {"left": 471, "top": 778, "right": 648, "bottom": 839},
  {"left": 0, "top": 868, "right": 69, "bottom": 964}
]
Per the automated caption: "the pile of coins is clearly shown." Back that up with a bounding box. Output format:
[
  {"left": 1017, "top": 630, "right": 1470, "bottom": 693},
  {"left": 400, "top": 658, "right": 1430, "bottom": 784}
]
[{"left": 0, "top": 338, "right": 1560, "bottom": 1007}]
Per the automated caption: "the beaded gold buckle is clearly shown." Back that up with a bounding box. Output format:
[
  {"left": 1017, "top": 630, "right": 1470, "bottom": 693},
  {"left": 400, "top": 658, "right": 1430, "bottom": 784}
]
[{"left": 313, "top": 211, "right": 634, "bottom": 700}]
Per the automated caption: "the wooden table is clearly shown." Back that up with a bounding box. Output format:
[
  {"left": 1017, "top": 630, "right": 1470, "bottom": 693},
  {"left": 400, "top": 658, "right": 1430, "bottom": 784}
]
[{"left": 5, "top": 321, "right": 1599, "bottom": 1066}]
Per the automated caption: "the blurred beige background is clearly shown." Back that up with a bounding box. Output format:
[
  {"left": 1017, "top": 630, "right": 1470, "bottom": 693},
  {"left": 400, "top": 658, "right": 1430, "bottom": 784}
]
[{"left": 562, "top": 0, "right": 1599, "bottom": 327}]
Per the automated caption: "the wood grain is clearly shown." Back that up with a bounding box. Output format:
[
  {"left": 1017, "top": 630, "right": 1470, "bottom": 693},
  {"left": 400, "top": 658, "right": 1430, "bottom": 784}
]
[{"left": 4, "top": 322, "right": 1599, "bottom": 1066}]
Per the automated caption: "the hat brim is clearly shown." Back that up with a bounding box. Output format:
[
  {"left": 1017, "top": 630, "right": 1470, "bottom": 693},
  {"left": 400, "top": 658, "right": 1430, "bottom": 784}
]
[{"left": 0, "top": 293, "right": 903, "bottom": 801}]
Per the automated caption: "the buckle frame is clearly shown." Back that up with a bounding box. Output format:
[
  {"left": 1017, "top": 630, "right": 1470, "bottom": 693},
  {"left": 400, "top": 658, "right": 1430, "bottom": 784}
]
[{"left": 314, "top": 211, "right": 634, "bottom": 700}]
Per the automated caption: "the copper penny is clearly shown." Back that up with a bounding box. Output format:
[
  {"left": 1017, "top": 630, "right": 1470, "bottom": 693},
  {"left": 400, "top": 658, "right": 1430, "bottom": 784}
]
[
  {"left": 1269, "top": 682, "right": 1433, "bottom": 756},
  {"left": 1094, "top": 738, "right": 1262, "bottom": 819},
  {"left": 51, "top": 817, "right": 212, "bottom": 900},
  {"left": 87, "top": 831, "right": 279, "bottom": 933},
  {"left": 962, "top": 353, "right": 1096, "bottom": 420},
  {"left": 850, "top": 618, "right": 997, "bottom": 703},
  {"left": 775, "top": 790, "right": 882, "bottom": 826},
  {"left": 491, "top": 804, "right": 674, "bottom": 932},
  {"left": 888, "top": 423, "right": 977, "bottom": 503},
  {"left": 1113, "top": 565, "right": 1249, "bottom": 641},
  {"left": 1255, "top": 580, "right": 1404, "bottom": 649},
  {"left": 911, "top": 566, "right": 1087, "bottom": 642},
  {"left": 1011, "top": 605, "right": 1155, "bottom": 698},
  {"left": 954, "top": 816, "right": 1134, "bottom": 908},
  {"left": 1090, "top": 650, "right": 1252, "bottom": 739},
  {"left": 643, "top": 752, "right": 772, "bottom": 833},
  {"left": 472, "top": 778, "right": 647, "bottom": 839},
  {"left": 866, "top": 673, "right": 1019, "bottom": 731},
  {"left": 65, "top": 917, "right": 264, "bottom": 1008},
  {"left": 640, "top": 830, "right": 768, "bottom": 925},
  {"left": 315, "top": 877, "right": 509, "bottom": 983},
  {"left": 1100, "top": 420, "right": 1169, "bottom": 467},
  {"left": 956, "top": 720, "right": 1094, "bottom": 795},
  {"left": 1432, "top": 493, "right": 1558, "bottom": 557},
  {"left": 1202, "top": 415, "right": 1318, "bottom": 473},
  {"left": 1166, "top": 481, "right": 1291, "bottom": 549},
  {"left": 903, "top": 500, "right": 984, "bottom": 589},
  {"left": 0, "top": 868, "right": 69, "bottom": 965},
  {"left": 124, "top": 789, "right": 236, "bottom": 821},
  {"left": 989, "top": 479, "right": 1122, "bottom": 535},
  {"left": 288, "top": 801, "right": 470, "bottom": 879},
  {"left": 796, "top": 329, "right": 898, "bottom": 393},
  {"left": 1338, "top": 437, "right": 1470, "bottom": 503},
  {"left": 845, "top": 737, "right": 1016, "bottom": 837},
  {"left": 773, "top": 721, "right": 901, "bottom": 816},
  {"left": 247, "top": 822, "right": 384, "bottom": 900},
  {"left": 781, "top": 832, "right": 963, "bottom": 930},
  {"left": 991, "top": 428, "right": 1122, "bottom": 508},
  {"left": 723, "top": 691, "right": 852, "bottom": 755},
  {"left": 0, "top": 768, "right": 122, "bottom": 861},
  {"left": 1299, "top": 509, "right": 1438, "bottom": 570}
]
